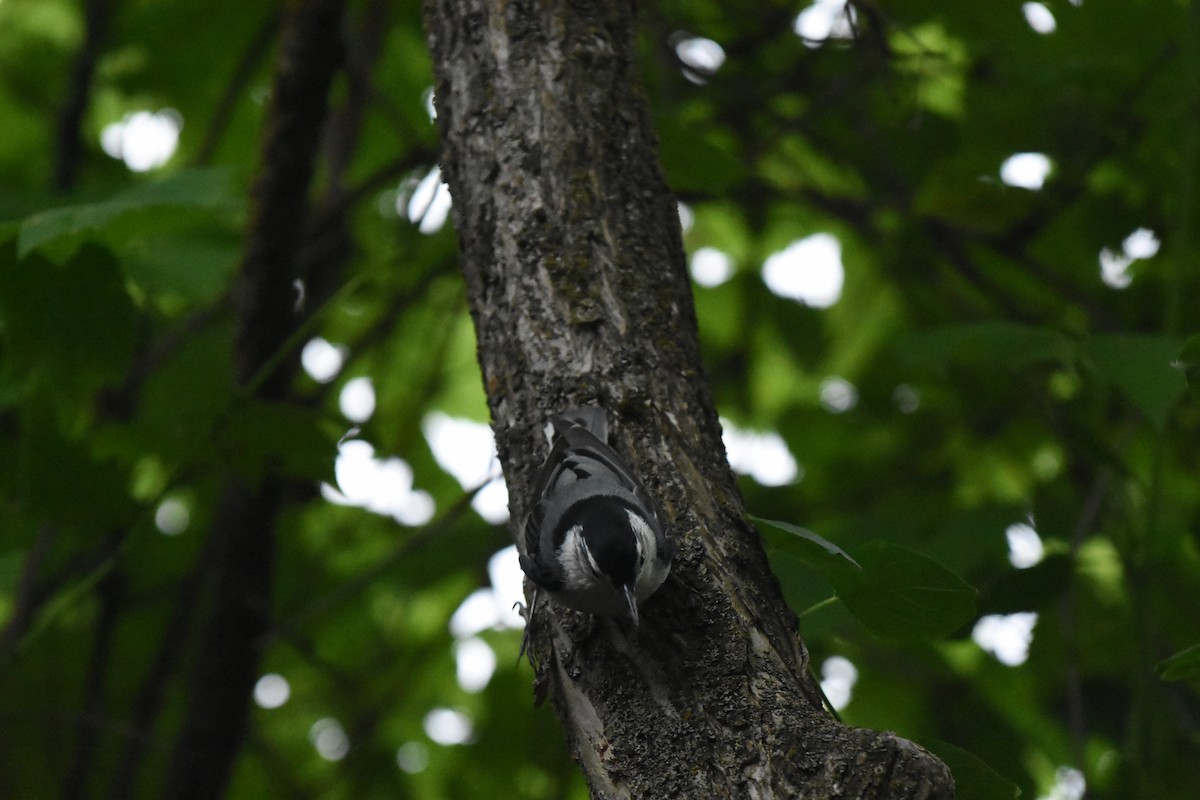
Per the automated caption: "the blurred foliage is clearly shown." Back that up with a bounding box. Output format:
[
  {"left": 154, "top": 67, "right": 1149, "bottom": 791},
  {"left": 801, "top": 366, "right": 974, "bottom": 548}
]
[{"left": 1, "top": 1, "right": 1198, "bottom": 799}]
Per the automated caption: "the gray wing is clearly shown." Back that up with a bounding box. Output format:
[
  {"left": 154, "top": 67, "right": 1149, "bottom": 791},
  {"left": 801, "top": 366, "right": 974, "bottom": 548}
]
[{"left": 521, "top": 407, "right": 671, "bottom": 590}]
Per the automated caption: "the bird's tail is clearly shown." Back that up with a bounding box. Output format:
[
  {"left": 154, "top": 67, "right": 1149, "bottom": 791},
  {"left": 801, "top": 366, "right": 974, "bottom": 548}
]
[{"left": 546, "top": 405, "right": 609, "bottom": 443}]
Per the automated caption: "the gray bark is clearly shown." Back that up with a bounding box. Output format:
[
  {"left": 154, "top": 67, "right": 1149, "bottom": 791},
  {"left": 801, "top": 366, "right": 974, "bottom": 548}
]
[{"left": 423, "top": 1, "right": 955, "bottom": 797}]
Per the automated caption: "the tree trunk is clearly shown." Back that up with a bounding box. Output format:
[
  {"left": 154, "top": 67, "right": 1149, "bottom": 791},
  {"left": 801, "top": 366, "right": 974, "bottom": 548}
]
[
  {"left": 423, "top": 1, "right": 955, "bottom": 797},
  {"left": 161, "top": 1, "right": 346, "bottom": 798}
]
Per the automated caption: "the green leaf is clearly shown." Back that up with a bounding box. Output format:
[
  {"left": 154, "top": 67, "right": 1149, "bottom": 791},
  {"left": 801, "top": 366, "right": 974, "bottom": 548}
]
[
  {"left": 1157, "top": 643, "right": 1200, "bottom": 681},
  {"left": 830, "top": 540, "right": 977, "bottom": 639},
  {"left": 1088, "top": 334, "right": 1186, "bottom": 430},
  {"left": 20, "top": 405, "right": 134, "bottom": 530},
  {"left": 16, "top": 168, "right": 240, "bottom": 257},
  {"left": 977, "top": 554, "right": 1073, "bottom": 615},
  {"left": 764, "top": 549, "right": 826, "bottom": 620},
  {"left": 924, "top": 740, "right": 1021, "bottom": 800},
  {"left": 220, "top": 402, "right": 338, "bottom": 484},
  {"left": 121, "top": 232, "right": 238, "bottom": 303},
  {"left": 1176, "top": 333, "right": 1200, "bottom": 403},
  {"left": 656, "top": 118, "right": 745, "bottom": 194},
  {"left": 751, "top": 514, "right": 862, "bottom": 576},
  {"left": 127, "top": 322, "right": 234, "bottom": 461},
  {"left": 897, "top": 322, "right": 1065, "bottom": 371},
  {"left": 0, "top": 243, "right": 137, "bottom": 411}
]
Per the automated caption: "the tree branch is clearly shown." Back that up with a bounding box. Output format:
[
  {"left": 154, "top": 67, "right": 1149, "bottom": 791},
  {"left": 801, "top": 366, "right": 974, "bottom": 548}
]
[
  {"left": 0, "top": 525, "right": 57, "bottom": 661},
  {"left": 161, "top": 1, "right": 347, "bottom": 797},
  {"left": 0, "top": 531, "right": 126, "bottom": 676},
  {"left": 194, "top": 6, "right": 283, "bottom": 166},
  {"left": 54, "top": 0, "right": 118, "bottom": 191},
  {"left": 62, "top": 570, "right": 124, "bottom": 800},
  {"left": 107, "top": 544, "right": 214, "bottom": 800},
  {"left": 423, "top": 0, "right": 954, "bottom": 796}
]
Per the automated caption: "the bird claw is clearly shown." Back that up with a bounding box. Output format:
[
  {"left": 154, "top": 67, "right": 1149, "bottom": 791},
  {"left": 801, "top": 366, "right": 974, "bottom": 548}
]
[{"left": 516, "top": 588, "right": 540, "bottom": 667}]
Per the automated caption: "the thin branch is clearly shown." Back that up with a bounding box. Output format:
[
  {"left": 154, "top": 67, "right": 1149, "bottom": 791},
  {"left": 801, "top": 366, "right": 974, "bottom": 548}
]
[
  {"left": 54, "top": 0, "right": 118, "bottom": 191},
  {"left": 99, "top": 300, "right": 231, "bottom": 422},
  {"left": 322, "top": 0, "right": 389, "bottom": 196},
  {"left": 0, "top": 525, "right": 57, "bottom": 659},
  {"left": 106, "top": 544, "right": 215, "bottom": 800},
  {"left": 0, "top": 532, "right": 126, "bottom": 677},
  {"left": 194, "top": 6, "right": 284, "bottom": 166},
  {"left": 273, "top": 483, "right": 485, "bottom": 634},
  {"left": 62, "top": 570, "right": 125, "bottom": 800}
]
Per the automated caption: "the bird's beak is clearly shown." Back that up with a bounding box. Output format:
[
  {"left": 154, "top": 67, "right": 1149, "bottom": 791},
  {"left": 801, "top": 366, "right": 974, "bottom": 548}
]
[{"left": 623, "top": 584, "right": 639, "bottom": 627}]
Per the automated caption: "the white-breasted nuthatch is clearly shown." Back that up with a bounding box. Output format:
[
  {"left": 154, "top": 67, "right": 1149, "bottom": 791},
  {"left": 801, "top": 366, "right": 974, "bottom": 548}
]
[{"left": 519, "top": 407, "right": 673, "bottom": 627}]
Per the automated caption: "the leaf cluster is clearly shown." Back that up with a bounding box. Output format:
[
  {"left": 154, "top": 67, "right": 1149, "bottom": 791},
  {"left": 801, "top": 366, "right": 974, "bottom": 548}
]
[{"left": 0, "top": 1, "right": 1197, "bottom": 799}]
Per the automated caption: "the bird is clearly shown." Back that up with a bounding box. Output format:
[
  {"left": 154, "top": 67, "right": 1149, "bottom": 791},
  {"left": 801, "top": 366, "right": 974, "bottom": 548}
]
[{"left": 519, "top": 406, "right": 673, "bottom": 630}]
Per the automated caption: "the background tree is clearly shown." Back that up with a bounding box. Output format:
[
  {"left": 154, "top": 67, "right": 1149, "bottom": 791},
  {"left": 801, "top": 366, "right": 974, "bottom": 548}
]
[{"left": 1, "top": 1, "right": 1198, "bottom": 799}]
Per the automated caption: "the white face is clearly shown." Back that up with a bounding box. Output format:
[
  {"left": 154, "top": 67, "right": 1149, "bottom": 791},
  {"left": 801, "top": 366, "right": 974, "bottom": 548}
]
[
  {"left": 627, "top": 510, "right": 669, "bottom": 601},
  {"left": 559, "top": 524, "right": 598, "bottom": 590},
  {"left": 554, "top": 511, "right": 669, "bottom": 618},
  {"left": 556, "top": 524, "right": 629, "bottom": 616}
]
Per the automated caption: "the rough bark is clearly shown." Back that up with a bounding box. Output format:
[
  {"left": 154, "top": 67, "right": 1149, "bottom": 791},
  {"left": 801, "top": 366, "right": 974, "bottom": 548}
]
[{"left": 423, "top": 1, "right": 955, "bottom": 798}]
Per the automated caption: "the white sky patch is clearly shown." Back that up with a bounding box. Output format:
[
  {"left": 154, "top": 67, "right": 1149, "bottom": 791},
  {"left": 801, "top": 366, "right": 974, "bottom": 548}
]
[
  {"left": 155, "top": 497, "right": 189, "bottom": 536},
  {"left": 455, "top": 636, "right": 497, "bottom": 693},
  {"left": 450, "top": 589, "right": 502, "bottom": 638},
  {"left": 762, "top": 233, "right": 844, "bottom": 308},
  {"left": 449, "top": 546, "right": 526, "bottom": 638},
  {"left": 973, "top": 612, "right": 1038, "bottom": 666},
  {"left": 422, "top": 86, "right": 437, "bottom": 121},
  {"left": 1006, "top": 523, "right": 1044, "bottom": 568},
  {"left": 1000, "top": 152, "right": 1052, "bottom": 190},
  {"left": 820, "top": 655, "right": 858, "bottom": 711},
  {"left": 819, "top": 377, "right": 859, "bottom": 413},
  {"left": 675, "top": 36, "right": 726, "bottom": 83},
  {"left": 677, "top": 202, "right": 694, "bottom": 232},
  {"left": 423, "top": 708, "right": 474, "bottom": 746},
  {"left": 489, "top": 545, "right": 527, "bottom": 627},
  {"left": 396, "top": 742, "right": 430, "bottom": 774},
  {"left": 1099, "top": 248, "right": 1133, "bottom": 289},
  {"left": 309, "top": 718, "right": 350, "bottom": 761},
  {"left": 471, "top": 479, "right": 510, "bottom": 525},
  {"left": 690, "top": 246, "right": 734, "bottom": 287},
  {"left": 794, "top": 0, "right": 857, "bottom": 48},
  {"left": 422, "top": 412, "right": 510, "bottom": 524},
  {"left": 339, "top": 376, "right": 376, "bottom": 423},
  {"left": 301, "top": 337, "right": 347, "bottom": 383},
  {"left": 892, "top": 383, "right": 920, "bottom": 413},
  {"left": 322, "top": 439, "right": 435, "bottom": 526},
  {"left": 100, "top": 109, "right": 182, "bottom": 172},
  {"left": 403, "top": 166, "right": 452, "bottom": 234},
  {"left": 253, "top": 673, "right": 291, "bottom": 709},
  {"left": 1123, "top": 227, "right": 1160, "bottom": 259},
  {"left": 1023, "top": 3, "right": 1057, "bottom": 34},
  {"left": 1100, "top": 227, "right": 1159, "bottom": 289},
  {"left": 721, "top": 417, "right": 801, "bottom": 486},
  {"left": 422, "top": 413, "right": 495, "bottom": 485},
  {"left": 1040, "top": 766, "right": 1087, "bottom": 800}
]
